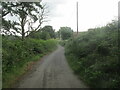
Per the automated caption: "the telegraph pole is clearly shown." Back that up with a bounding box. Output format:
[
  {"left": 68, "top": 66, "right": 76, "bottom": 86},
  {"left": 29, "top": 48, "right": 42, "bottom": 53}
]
[
  {"left": 118, "top": 1, "right": 120, "bottom": 66},
  {"left": 76, "top": 2, "right": 78, "bottom": 35},
  {"left": 118, "top": 1, "right": 120, "bottom": 29}
]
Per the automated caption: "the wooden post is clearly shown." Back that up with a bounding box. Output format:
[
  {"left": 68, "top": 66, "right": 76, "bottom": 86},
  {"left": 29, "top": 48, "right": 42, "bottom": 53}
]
[{"left": 76, "top": 2, "right": 78, "bottom": 35}]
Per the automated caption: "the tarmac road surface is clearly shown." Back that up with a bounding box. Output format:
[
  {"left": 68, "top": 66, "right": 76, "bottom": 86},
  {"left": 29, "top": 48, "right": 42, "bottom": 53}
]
[{"left": 16, "top": 45, "right": 88, "bottom": 88}]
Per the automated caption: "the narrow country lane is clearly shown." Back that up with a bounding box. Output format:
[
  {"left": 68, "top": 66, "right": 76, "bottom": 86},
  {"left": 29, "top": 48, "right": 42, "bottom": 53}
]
[{"left": 16, "top": 45, "right": 88, "bottom": 88}]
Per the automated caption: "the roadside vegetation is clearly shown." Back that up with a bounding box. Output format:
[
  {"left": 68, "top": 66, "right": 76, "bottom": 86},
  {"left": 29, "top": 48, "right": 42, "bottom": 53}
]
[
  {"left": 1, "top": 1, "right": 119, "bottom": 88},
  {"left": 64, "top": 20, "right": 120, "bottom": 88},
  {"left": 1, "top": 2, "right": 58, "bottom": 88},
  {"left": 56, "top": 26, "right": 73, "bottom": 45},
  {"left": 2, "top": 35, "right": 58, "bottom": 88}
]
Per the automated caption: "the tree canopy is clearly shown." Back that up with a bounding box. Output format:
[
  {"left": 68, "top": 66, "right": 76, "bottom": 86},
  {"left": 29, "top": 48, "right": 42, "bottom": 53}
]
[
  {"left": 1, "top": 2, "right": 47, "bottom": 40},
  {"left": 28, "top": 25, "right": 56, "bottom": 40},
  {"left": 58, "top": 27, "right": 73, "bottom": 40},
  {"left": 41, "top": 25, "right": 55, "bottom": 39}
]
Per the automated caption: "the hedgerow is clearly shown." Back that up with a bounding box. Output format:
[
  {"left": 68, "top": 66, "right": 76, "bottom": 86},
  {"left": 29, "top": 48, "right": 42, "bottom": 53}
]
[
  {"left": 65, "top": 20, "right": 120, "bottom": 88},
  {"left": 2, "top": 36, "right": 57, "bottom": 88}
]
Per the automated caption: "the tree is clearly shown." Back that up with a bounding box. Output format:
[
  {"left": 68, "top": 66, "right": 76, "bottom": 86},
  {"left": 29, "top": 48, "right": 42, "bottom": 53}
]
[
  {"left": 1, "top": 2, "right": 48, "bottom": 40},
  {"left": 28, "top": 25, "right": 55, "bottom": 40},
  {"left": 41, "top": 25, "right": 55, "bottom": 39},
  {"left": 39, "top": 31, "right": 51, "bottom": 40},
  {"left": 59, "top": 27, "right": 73, "bottom": 40}
]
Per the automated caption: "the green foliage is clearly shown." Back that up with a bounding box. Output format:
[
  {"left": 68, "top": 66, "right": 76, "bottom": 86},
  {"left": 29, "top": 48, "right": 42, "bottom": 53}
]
[
  {"left": 28, "top": 25, "right": 56, "bottom": 40},
  {"left": 59, "top": 40, "right": 67, "bottom": 46},
  {"left": 58, "top": 27, "right": 73, "bottom": 40},
  {"left": 27, "top": 31, "right": 41, "bottom": 39},
  {"left": 2, "top": 36, "right": 57, "bottom": 88},
  {"left": 39, "top": 31, "right": 51, "bottom": 40},
  {"left": 2, "top": 2, "right": 43, "bottom": 40},
  {"left": 41, "top": 25, "right": 56, "bottom": 39},
  {"left": 65, "top": 20, "right": 119, "bottom": 88}
]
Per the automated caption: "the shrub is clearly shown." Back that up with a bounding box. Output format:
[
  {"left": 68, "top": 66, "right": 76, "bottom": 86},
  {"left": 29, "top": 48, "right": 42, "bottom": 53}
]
[
  {"left": 2, "top": 36, "right": 57, "bottom": 88},
  {"left": 65, "top": 20, "right": 119, "bottom": 88}
]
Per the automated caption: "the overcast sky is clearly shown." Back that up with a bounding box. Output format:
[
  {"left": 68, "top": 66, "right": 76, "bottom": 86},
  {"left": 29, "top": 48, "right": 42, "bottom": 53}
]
[{"left": 41, "top": 0, "right": 119, "bottom": 32}]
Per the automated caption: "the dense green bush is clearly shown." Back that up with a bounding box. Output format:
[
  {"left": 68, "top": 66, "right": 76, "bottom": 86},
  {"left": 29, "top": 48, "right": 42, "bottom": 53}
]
[
  {"left": 58, "top": 27, "right": 73, "bottom": 40},
  {"left": 27, "top": 31, "right": 51, "bottom": 40},
  {"left": 65, "top": 20, "right": 119, "bottom": 88},
  {"left": 28, "top": 25, "right": 56, "bottom": 40},
  {"left": 59, "top": 40, "right": 68, "bottom": 46},
  {"left": 2, "top": 36, "right": 57, "bottom": 88}
]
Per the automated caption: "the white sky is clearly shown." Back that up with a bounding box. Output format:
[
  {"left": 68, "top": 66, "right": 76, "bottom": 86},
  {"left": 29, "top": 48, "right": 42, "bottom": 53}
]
[{"left": 41, "top": 0, "right": 119, "bottom": 32}]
